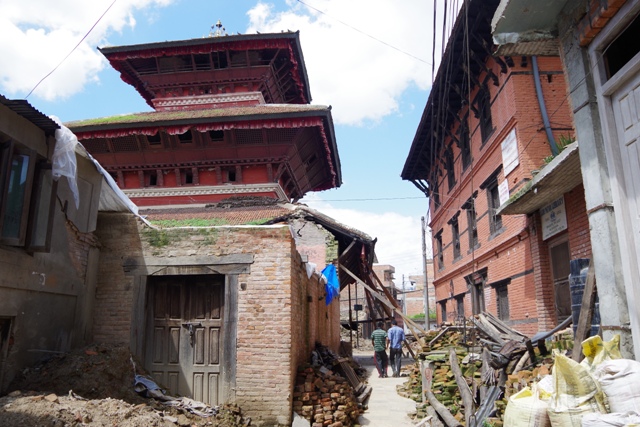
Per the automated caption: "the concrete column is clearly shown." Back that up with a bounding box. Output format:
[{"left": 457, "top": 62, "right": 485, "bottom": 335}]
[{"left": 558, "top": 11, "right": 633, "bottom": 357}]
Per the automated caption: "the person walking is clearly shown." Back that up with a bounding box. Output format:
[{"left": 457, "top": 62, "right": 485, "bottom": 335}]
[
  {"left": 387, "top": 319, "right": 405, "bottom": 377},
  {"left": 370, "top": 321, "right": 389, "bottom": 378}
]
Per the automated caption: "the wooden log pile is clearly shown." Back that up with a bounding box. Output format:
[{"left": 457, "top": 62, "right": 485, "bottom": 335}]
[
  {"left": 292, "top": 364, "right": 363, "bottom": 427},
  {"left": 399, "top": 313, "right": 576, "bottom": 426}
]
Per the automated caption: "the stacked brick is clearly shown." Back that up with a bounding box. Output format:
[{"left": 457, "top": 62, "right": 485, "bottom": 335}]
[{"left": 292, "top": 365, "right": 362, "bottom": 427}]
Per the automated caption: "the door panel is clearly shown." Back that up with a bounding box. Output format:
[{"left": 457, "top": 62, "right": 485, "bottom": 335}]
[
  {"left": 613, "top": 74, "right": 640, "bottom": 292},
  {"left": 550, "top": 240, "right": 571, "bottom": 320},
  {"left": 146, "top": 275, "right": 225, "bottom": 406}
]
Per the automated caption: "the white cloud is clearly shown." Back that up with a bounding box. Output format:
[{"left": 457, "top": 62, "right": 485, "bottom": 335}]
[
  {"left": 246, "top": 0, "right": 435, "bottom": 126},
  {"left": 0, "top": 0, "right": 174, "bottom": 100},
  {"left": 300, "top": 193, "right": 427, "bottom": 288}
]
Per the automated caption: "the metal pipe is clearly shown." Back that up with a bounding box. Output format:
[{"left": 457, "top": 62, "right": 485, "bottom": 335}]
[
  {"left": 532, "top": 55, "right": 558, "bottom": 155},
  {"left": 422, "top": 216, "right": 430, "bottom": 331}
]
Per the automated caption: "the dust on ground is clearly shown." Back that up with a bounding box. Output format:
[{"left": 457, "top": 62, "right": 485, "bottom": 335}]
[{"left": 0, "top": 343, "right": 249, "bottom": 427}]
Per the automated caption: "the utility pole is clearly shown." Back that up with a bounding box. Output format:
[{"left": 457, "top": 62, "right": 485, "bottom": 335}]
[
  {"left": 402, "top": 274, "right": 406, "bottom": 317},
  {"left": 422, "top": 216, "right": 430, "bottom": 331}
]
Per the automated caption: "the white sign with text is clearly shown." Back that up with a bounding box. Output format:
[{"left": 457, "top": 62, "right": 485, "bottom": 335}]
[{"left": 541, "top": 196, "right": 567, "bottom": 240}]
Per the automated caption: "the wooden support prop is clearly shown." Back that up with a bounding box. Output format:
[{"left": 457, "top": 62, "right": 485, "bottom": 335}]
[
  {"left": 340, "top": 265, "right": 429, "bottom": 337},
  {"left": 425, "top": 390, "right": 463, "bottom": 427},
  {"left": 338, "top": 239, "right": 357, "bottom": 263},
  {"left": 403, "top": 339, "right": 416, "bottom": 359},
  {"left": 449, "top": 347, "right": 475, "bottom": 427},
  {"left": 371, "top": 270, "right": 402, "bottom": 310},
  {"left": 572, "top": 263, "right": 597, "bottom": 362}
]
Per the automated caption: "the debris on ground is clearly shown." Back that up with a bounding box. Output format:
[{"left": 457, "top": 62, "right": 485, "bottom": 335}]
[
  {"left": 396, "top": 313, "right": 572, "bottom": 427},
  {"left": 1, "top": 343, "right": 250, "bottom": 427},
  {"left": 292, "top": 343, "right": 368, "bottom": 427}
]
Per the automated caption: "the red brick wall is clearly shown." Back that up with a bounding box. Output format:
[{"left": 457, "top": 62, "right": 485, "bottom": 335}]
[
  {"left": 527, "top": 185, "right": 592, "bottom": 332},
  {"left": 565, "top": 184, "right": 592, "bottom": 260},
  {"left": 430, "top": 55, "right": 574, "bottom": 336},
  {"left": 95, "top": 213, "right": 338, "bottom": 426}
]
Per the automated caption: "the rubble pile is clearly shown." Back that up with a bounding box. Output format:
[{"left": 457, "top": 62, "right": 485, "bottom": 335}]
[
  {"left": 398, "top": 313, "right": 568, "bottom": 427},
  {"left": 2, "top": 344, "right": 250, "bottom": 427},
  {"left": 292, "top": 344, "right": 368, "bottom": 427},
  {"left": 292, "top": 364, "right": 362, "bottom": 427}
]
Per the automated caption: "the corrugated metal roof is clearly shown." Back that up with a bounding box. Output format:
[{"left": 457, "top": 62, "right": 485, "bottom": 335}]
[{"left": 0, "top": 95, "right": 59, "bottom": 135}]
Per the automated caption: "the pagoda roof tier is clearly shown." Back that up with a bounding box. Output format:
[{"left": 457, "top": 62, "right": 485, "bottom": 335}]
[
  {"left": 66, "top": 104, "right": 341, "bottom": 198},
  {"left": 99, "top": 31, "right": 311, "bottom": 109}
]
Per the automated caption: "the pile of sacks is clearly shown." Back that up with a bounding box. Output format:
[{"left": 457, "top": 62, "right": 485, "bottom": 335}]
[{"left": 503, "top": 334, "right": 640, "bottom": 426}]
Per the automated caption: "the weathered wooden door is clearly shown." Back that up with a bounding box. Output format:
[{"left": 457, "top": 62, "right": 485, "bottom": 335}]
[
  {"left": 612, "top": 73, "right": 640, "bottom": 287},
  {"left": 146, "top": 274, "right": 225, "bottom": 406}
]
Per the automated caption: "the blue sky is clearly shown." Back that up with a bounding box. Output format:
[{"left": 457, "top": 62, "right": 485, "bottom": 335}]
[{"left": 1, "top": 0, "right": 455, "bottom": 286}]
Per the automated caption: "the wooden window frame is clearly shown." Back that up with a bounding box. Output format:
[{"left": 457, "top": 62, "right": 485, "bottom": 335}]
[{"left": 0, "top": 139, "right": 56, "bottom": 251}]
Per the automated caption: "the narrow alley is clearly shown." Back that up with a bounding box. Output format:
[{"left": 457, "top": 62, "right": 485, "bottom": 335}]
[{"left": 352, "top": 350, "right": 417, "bottom": 427}]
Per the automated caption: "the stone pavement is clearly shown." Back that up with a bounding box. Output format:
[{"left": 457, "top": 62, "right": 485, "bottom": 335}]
[{"left": 352, "top": 350, "right": 418, "bottom": 427}]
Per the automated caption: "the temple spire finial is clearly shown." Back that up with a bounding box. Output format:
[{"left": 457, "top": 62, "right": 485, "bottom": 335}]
[{"left": 209, "top": 20, "right": 227, "bottom": 37}]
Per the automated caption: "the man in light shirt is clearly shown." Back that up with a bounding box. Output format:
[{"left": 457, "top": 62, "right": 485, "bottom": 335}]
[{"left": 387, "top": 319, "right": 405, "bottom": 377}]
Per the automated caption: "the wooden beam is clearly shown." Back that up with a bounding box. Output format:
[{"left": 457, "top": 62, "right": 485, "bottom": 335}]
[
  {"left": 449, "top": 347, "right": 475, "bottom": 426},
  {"left": 341, "top": 265, "right": 428, "bottom": 337},
  {"left": 572, "top": 263, "right": 597, "bottom": 362},
  {"left": 425, "top": 390, "right": 462, "bottom": 427},
  {"left": 338, "top": 239, "right": 358, "bottom": 263}
]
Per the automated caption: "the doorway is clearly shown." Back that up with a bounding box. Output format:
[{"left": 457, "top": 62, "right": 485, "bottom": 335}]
[
  {"left": 549, "top": 239, "right": 572, "bottom": 321},
  {"left": 145, "top": 274, "right": 225, "bottom": 405}
]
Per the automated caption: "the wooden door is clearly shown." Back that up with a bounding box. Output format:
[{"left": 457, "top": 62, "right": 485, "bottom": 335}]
[
  {"left": 549, "top": 240, "right": 571, "bottom": 321},
  {"left": 612, "top": 73, "right": 640, "bottom": 285},
  {"left": 146, "top": 275, "right": 224, "bottom": 406}
]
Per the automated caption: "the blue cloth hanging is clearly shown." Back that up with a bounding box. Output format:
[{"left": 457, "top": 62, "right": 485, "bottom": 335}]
[{"left": 321, "top": 264, "right": 340, "bottom": 305}]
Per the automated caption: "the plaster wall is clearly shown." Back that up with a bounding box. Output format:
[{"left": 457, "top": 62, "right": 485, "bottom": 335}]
[
  {"left": 0, "top": 142, "right": 103, "bottom": 391},
  {"left": 555, "top": 0, "right": 634, "bottom": 357}
]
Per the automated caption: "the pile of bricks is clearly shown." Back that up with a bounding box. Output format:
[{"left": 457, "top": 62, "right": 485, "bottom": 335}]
[{"left": 292, "top": 364, "right": 363, "bottom": 427}]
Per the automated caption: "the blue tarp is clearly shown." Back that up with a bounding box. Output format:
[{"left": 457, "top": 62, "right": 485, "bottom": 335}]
[{"left": 321, "top": 264, "right": 340, "bottom": 305}]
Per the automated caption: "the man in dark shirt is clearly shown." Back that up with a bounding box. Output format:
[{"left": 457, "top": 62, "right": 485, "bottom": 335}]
[{"left": 370, "top": 321, "right": 389, "bottom": 378}]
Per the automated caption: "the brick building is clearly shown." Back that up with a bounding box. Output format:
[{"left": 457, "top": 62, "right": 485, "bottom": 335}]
[
  {"left": 64, "top": 30, "right": 380, "bottom": 425},
  {"left": 490, "top": 0, "right": 640, "bottom": 359},
  {"left": 401, "top": 0, "right": 586, "bottom": 336}
]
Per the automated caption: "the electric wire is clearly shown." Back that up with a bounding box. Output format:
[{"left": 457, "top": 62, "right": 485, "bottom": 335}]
[
  {"left": 296, "top": 0, "right": 431, "bottom": 65},
  {"left": 24, "top": 0, "right": 117, "bottom": 99}
]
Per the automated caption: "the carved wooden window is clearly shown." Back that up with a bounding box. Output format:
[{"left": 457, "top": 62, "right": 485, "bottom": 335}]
[
  {"left": 445, "top": 148, "right": 456, "bottom": 191},
  {"left": 478, "top": 86, "right": 493, "bottom": 143},
  {"left": 451, "top": 216, "right": 461, "bottom": 260},
  {"left": 435, "top": 230, "right": 444, "bottom": 270},
  {"left": 460, "top": 123, "right": 471, "bottom": 170}
]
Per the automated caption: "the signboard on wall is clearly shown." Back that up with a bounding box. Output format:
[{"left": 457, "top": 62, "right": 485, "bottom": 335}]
[
  {"left": 541, "top": 196, "right": 567, "bottom": 240},
  {"left": 501, "top": 129, "right": 520, "bottom": 176},
  {"left": 498, "top": 179, "right": 510, "bottom": 206}
]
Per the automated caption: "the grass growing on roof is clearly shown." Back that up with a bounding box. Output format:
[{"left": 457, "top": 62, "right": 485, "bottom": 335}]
[{"left": 150, "top": 218, "right": 230, "bottom": 228}]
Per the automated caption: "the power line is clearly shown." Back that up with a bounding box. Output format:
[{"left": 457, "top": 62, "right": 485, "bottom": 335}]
[
  {"left": 304, "top": 196, "right": 426, "bottom": 202},
  {"left": 24, "top": 0, "right": 117, "bottom": 99},
  {"left": 296, "top": 0, "right": 431, "bottom": 65}
]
